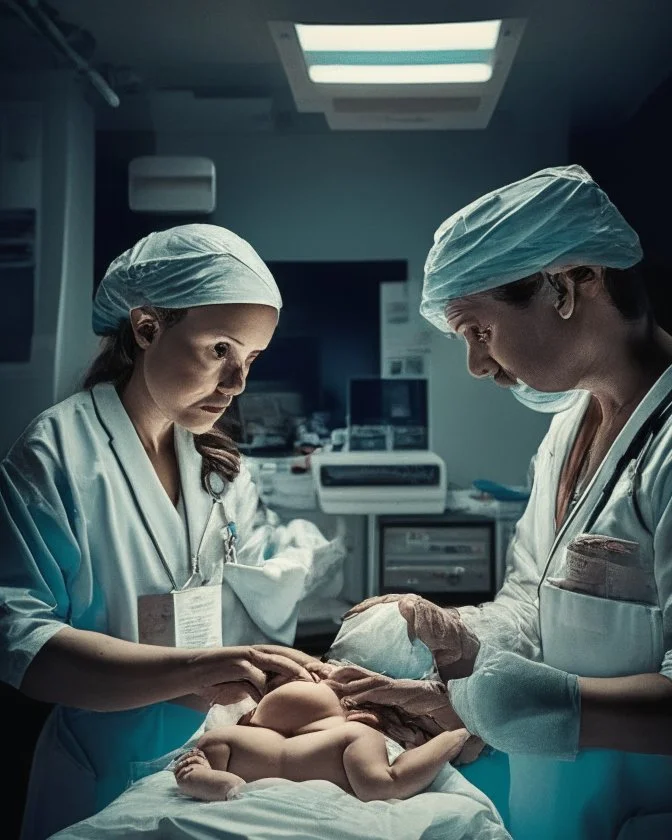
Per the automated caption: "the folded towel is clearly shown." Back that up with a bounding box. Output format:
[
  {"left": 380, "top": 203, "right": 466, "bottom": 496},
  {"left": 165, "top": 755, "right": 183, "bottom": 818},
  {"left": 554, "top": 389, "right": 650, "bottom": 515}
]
[{"left": 548, "top": 534, "right": 656, "bottom": 605}]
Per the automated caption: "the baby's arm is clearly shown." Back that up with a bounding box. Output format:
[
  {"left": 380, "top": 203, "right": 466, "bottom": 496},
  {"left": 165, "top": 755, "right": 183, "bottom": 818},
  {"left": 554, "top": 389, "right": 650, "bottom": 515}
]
[
  {"left": 173, "top": 744, "right": 244, "bottom": 802},
  {"left": 343, "top": 727, "right": 469, "bottom": 802}
]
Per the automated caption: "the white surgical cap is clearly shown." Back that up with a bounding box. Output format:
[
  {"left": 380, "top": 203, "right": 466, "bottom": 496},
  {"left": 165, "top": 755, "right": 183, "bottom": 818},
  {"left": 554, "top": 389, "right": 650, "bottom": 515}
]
[
  {"left": 93, "top": 223, "right": 282, "bottom": 335},
  {"left": 420, "top": 164, "right": 643, "bottom": 333}
]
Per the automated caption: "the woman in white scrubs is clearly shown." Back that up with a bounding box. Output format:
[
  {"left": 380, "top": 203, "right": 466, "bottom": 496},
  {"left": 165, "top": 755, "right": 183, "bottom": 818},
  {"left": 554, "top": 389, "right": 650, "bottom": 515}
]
[
  {"left": 345, "top": 166, "right": 672, "bottom": 839},
  {"left": 0, "top": 224, "right": 331, "bottom": 839}
]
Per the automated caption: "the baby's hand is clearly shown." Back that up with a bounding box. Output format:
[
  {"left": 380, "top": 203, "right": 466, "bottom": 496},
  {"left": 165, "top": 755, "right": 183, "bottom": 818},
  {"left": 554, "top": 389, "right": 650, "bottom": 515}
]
[{"left": 173, "top": 748, "right": 211, "bottom": 783}]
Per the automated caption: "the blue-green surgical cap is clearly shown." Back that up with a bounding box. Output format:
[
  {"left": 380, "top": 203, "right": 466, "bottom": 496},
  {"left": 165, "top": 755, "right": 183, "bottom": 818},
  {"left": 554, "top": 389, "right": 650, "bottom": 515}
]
[
  {"left": 420, "top": 164, "right": 642, "bottom": 333},
  {"left": 93, "top": 223, "right": 282, "bottom": 335}
]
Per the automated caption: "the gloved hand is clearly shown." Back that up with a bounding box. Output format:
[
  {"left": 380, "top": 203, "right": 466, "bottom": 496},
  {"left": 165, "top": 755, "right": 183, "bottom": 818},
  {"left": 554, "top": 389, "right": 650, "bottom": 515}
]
[
  {"left": 342, "top": 594, "right": 480, "bottom": 680},
  {"left": 323, "top": 663, "right": 486, "bottom": 763},
  {"left": 447, "top": 644, "right": 581, "bottom": 759}
]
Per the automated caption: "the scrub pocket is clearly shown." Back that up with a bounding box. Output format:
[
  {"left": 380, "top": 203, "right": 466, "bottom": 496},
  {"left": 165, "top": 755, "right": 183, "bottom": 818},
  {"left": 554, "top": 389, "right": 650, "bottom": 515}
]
[{"left": 540, "top": 581, "right": 663, "bottom": 677}]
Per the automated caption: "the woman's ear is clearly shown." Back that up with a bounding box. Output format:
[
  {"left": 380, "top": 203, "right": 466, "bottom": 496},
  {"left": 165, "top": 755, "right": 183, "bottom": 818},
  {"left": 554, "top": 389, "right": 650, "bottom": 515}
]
[
  {"left": 547, "top": 272, "right": 576, "bottom": 320},
  {"left": 129, "top": 308, "right": 158, "bottom": 349}
]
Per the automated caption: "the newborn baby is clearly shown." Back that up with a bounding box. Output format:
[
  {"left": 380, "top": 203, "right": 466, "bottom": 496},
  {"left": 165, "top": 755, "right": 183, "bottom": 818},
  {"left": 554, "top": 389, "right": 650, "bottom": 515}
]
[{"left": 173, "top": 676, "right": 469, "bottom": 803}]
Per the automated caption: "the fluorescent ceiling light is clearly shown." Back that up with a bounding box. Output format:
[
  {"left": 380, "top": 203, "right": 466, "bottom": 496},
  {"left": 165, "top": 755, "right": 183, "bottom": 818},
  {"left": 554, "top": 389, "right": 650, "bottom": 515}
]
[
  {"left": 295, "top": 21, "right": 500, "bottom": 86},
  {"left": 308, "top": 64, "right": 493, "bottom": 84},
  {"left": 295, "top": 21, "right": 501, "bottom": 52},
  {"left": 269, "top": 17, "right": 526, "bottom": 130}
]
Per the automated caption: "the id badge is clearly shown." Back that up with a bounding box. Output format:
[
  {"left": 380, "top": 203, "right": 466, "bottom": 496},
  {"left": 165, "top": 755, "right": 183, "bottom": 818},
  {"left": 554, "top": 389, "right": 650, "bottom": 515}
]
[{"left": 138, "top": 583, "right": 223, "bottom": 648}]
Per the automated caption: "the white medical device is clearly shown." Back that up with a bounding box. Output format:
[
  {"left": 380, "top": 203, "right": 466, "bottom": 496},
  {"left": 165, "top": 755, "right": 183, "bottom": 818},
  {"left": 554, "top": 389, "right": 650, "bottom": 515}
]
[{"left": 312, "top": 450, "right": 447, "bottom": 515}]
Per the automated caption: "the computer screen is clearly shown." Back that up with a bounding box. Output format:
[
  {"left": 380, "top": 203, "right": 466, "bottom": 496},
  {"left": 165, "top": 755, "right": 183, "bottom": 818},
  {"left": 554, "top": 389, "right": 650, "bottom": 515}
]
[{"left": 348, "top": 378, "right": 428, "bottom": 428}]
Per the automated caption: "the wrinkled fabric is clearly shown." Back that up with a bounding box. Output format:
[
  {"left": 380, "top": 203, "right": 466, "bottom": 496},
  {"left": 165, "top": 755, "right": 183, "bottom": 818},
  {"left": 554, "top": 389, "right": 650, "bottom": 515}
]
[
  {"left": 49, "top": 764, "right": 512, "bottom": 840},
  {"left": 328, "top": 601, "right": 436, "bottom": 680},
  {"left": 448, "top": 644, "right": 581, "bottom": 760},
  {"left": 548, "top": 533, "right": 657, "bottom": 605},
  {"left": 342, "top": 594, "right": 480, "bottom": 680},
  {"left": 420, "top": 164, "right": 642, "bottom": 333},
  {"left": 510, "top": 382, "right": 588, "bottom": 414},
  {"left": 92, "top": 223, "right": 282, "bottom": 335}
]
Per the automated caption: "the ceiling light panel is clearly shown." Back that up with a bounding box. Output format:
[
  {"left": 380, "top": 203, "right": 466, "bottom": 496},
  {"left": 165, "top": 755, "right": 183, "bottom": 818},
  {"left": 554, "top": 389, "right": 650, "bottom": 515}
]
[
  {"left": 269, "top": 18, "right": 526, "bottom": 130},
  {"left": 294, "top": 22, "right": 501, "bottom": 52}
]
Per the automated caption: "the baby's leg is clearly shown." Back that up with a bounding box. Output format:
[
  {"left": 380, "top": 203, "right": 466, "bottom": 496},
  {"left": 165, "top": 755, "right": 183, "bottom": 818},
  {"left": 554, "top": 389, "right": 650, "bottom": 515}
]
[{"left": 173, "top": 746, "right": 244, "bottom": 801}]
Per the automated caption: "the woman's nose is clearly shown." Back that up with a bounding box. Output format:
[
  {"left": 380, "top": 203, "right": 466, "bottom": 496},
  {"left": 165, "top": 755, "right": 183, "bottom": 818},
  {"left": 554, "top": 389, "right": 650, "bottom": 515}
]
[
  {"left": 217, "top": 363, "right": 246, "bottom": 394},
  {"left": 466, "top": 342, "right": 498, "bottom": 379}
]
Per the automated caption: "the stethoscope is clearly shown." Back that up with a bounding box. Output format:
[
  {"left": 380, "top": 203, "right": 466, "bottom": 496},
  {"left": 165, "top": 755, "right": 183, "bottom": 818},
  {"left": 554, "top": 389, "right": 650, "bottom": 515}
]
[
  {"left": 537, "top": 386, "right": 672, "bottom": 598},
  {"left": 110, "top": 443, "right": 235, "bottom": 591},
  {"left": 90, "top": 387, "right": 237, "bottom": 591}
]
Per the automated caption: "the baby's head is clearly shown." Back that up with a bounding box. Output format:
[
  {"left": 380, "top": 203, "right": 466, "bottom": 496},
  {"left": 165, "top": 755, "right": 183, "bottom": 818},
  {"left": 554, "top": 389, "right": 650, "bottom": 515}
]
[{"left": 241, "top": 678, "right": 346, "bottom": 735}]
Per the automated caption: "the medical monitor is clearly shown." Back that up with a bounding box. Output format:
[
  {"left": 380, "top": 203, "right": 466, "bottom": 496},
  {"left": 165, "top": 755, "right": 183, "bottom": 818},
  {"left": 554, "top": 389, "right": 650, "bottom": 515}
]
[{"left": 348, "top": 378, "right": 428, "bottom": 450}]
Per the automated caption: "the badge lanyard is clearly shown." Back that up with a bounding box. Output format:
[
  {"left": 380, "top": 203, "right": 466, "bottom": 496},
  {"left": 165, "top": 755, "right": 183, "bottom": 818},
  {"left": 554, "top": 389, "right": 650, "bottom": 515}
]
[{"left": 130, "top": 478, "right": 237, "bottom": 649}]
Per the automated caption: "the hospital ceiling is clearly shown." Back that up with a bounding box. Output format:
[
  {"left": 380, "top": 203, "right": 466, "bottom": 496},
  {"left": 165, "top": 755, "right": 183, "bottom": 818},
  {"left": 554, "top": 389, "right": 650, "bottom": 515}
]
[{"left": 1, "top": 0, "right": 671, "bottom": 134}]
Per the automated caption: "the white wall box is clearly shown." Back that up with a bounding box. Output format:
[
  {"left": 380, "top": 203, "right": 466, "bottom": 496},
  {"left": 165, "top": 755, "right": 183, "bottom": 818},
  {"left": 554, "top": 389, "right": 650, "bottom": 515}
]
[{"left": 128, "top": 156, "right": 216, "bottom": 214}]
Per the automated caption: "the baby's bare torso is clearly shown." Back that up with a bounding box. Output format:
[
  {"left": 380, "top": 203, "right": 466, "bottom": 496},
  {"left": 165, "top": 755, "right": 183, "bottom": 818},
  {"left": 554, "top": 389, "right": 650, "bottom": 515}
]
[{"left": 199, "top": 720, "right": 372, "bottom": 794}]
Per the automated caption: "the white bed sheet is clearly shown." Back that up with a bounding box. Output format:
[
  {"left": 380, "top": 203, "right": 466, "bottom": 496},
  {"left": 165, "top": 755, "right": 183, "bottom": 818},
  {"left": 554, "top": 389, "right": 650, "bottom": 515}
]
[
  {"left": 48, "top": 701, "right": 511, "bottom": 840},
  {"left": 49, "top": 756, "right": 511, "bottom": 840}
]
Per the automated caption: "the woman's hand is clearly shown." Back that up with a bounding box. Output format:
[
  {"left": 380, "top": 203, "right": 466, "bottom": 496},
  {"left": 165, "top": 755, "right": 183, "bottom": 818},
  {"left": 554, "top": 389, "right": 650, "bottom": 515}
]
[
  {"left": 342, "top": 594, "right": 408, "bottom": 619},
  {"left": 304, "top": 660, "right": 339, "bottom": 681},
  {"left": 198, "top": 646, "right": 314, "bottom": 705},
  {"left": 197, "top": 680, "right": 263, "bottom": 708},
  {"left": 323, "top": 665, "right": 394, "bottom": 701},
  {"left": 343, "top": 594, "right": 480, "bottom": 681}
]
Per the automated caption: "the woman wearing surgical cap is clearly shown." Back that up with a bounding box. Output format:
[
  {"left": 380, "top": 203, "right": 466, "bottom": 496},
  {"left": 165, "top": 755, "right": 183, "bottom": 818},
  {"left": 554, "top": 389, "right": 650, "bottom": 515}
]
[
  {"left": 0, "top": 224, "right": 338, "bottom": 839},
  {"left": 353, "top": 166, "right": 672, "bottom": 839},
  {"left": 429, "top": 165, "right": 672, "bottom": 838}
]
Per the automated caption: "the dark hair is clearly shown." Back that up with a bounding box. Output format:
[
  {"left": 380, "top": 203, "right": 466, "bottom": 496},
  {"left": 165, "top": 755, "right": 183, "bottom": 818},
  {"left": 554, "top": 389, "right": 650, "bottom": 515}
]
[
  {"left": 82, "top": 306, "right": 241, "bottom": 490},
  {"left": 490, "top": 262, "right": 652, "bottom": 322}
]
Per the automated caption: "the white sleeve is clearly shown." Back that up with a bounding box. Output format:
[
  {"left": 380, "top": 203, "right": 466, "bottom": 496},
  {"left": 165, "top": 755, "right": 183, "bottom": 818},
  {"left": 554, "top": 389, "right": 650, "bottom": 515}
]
[
  {"left": 0, "top": 438, "right": 78, "bottom": 688},
  {"left": 651, "top": 454, "right": 672, "bottom": 681},
  {"left": 458, "top": 454, "right": 543, "bottom": 660}
]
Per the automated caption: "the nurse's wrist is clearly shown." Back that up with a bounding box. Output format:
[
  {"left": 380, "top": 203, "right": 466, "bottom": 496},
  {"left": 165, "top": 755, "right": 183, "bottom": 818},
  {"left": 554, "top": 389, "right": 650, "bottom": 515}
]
[
  {"left": 435, "top": 647, "right": 478, "bottom": 680},
  {"left": 185, "top": 645, "right": 250, "bottom": 691}
]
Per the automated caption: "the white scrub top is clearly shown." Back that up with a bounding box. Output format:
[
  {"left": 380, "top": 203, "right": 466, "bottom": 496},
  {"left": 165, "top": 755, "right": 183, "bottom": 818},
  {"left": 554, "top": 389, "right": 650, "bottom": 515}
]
[
  {"left": 0, "top": 383, "right": 327, "bottom": 839},
  {"left": 459, "top": 365, "right": 672, "bottom": 840}
]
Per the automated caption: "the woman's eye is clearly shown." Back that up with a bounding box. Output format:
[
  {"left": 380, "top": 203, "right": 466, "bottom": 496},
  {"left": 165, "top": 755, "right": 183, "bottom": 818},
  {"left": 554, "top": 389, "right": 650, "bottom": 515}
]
[
  {"left": 473, "top": 327, "right": 491, "bottom": 344},
  {"left": 214, "top": 342, "right": 229, "bottom": 359}
]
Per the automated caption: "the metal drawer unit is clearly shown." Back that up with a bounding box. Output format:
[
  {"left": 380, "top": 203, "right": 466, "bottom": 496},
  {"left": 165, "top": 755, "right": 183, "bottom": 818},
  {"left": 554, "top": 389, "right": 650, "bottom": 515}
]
[{"left": 378, "top": 514, "right": 496, "bottom": 607}]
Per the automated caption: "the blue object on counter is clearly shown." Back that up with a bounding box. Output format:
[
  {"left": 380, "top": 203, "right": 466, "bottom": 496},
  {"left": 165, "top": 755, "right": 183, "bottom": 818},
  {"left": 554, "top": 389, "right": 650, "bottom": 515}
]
[{"left": 472, "top": 479, "right": 531, "bottom": 502}]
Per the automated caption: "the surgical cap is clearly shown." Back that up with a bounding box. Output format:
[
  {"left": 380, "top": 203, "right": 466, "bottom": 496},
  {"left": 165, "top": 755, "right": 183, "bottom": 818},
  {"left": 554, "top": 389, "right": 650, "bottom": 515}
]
[
  {"left": 420, "top": 164, "right": 643, "bottom": 333},
  {"left": 92, "top": 223, "right": 282, "bottom": 335}
]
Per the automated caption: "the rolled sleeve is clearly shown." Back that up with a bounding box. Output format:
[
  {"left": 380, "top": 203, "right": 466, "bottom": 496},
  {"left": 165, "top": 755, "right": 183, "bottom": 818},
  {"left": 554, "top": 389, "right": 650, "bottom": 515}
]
[{"left": 0, "top": 454, "right": 79, "bottom": 689}]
